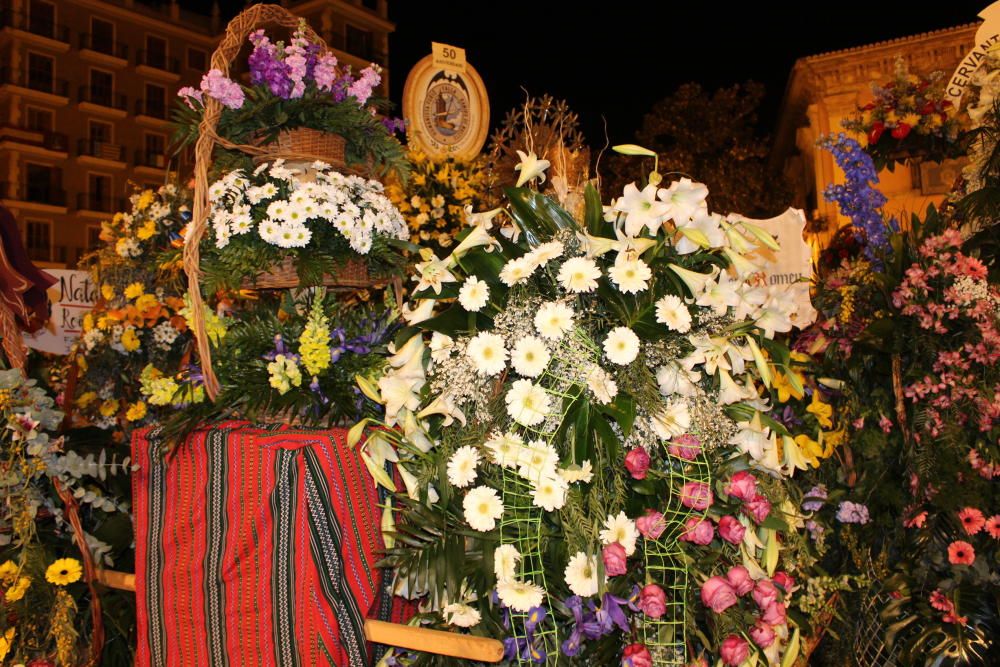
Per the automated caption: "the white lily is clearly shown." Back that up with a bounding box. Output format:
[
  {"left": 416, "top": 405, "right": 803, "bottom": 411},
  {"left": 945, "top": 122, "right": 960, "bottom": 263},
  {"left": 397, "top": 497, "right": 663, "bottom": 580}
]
[
  {"left": 448, "top": 224, "right": 499, "bottom": 266},
  {"left": 417, "top": 392, "right": 467, "bottom": 427},
  {"left": 695, "top": 269, "right": 742, "bottom": 315},
  {"left": 782, "top": 435, "right": 810, "bottom": 474},
  {"left": 412, "top": 250, "right": 457, "bottom": 294},
  {"left": 514, "top": 150, "right": 551, "bottom": 187},
  {"left": 659, "top": 177, "right": 709, "bottom": 224},
  {"left": 402, "top": 299, "right": 436, "bottom": 325},
  {"left": 728, "top": 411, "right": 770, "bottom": 461},
  {"left": 717, "top": 369, "right": 749, "bottom": 405},
  {"left": 674, "top": 210, "right": 726, "bottom": 255},
  {"left": 668, "top": 264, "right": 716, "bottom": 299},
  {"left": 721, "top": 217, "right": 758, "bottom": 255},
  {"left": 614, "top": 182, "right": 670, "bottom": 237},
  {"left": 735, "top": 218, "right": 781, "bottom": 251},
  {"left": 682, "top": 334, "right": 733, "bottom": 375},
  {"left": 464, "top": 205, "right": 504, "bottom": 230},
  {"left": 378, "top": 373, "right": 422, "bottom": 426},
  {"left": 389, "top": 335, "right": 426, "bottom": 380},
  {"left": 402, "top": 411, "right": 437, "bottom": 453},
  {"left": 722, "top": 247, "right": 760, "bottom": 279}
]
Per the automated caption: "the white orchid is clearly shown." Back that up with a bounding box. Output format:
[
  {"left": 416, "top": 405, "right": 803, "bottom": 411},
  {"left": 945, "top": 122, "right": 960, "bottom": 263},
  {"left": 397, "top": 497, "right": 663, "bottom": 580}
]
[{"left": 514, "top": 150, "right": 551, "bottom": 187}]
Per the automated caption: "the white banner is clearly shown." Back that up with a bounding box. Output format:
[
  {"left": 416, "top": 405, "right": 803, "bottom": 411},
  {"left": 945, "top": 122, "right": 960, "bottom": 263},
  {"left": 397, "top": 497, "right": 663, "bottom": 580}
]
[{"left": 23, "top": 269, "right": 96, "bottom": 355}]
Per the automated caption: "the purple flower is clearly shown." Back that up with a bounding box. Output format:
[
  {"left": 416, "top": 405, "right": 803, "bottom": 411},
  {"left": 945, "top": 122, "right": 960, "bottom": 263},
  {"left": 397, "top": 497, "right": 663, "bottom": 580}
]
[
  {"left": 591, "top": 592, "right": 630, "bottom": 635},
  {"left": 347, "top": 64, "right": 382, "bottom": 105},
  {"left": 199, "top": 69, "right": 245, "bottom": 109},
  {"left": 381, "top": 117, "right": 406, "bottom": 134},
  {"left": 309, "top": 376, "right": 329, "bottom": 405},
  {"left": 802, "top": 485, "right": 828, "bottom": 512},
  {"left": 314, "top": 53, "right": 339, "bottom": 91},
  {"left": 562, "top": 596, "right": 601, "bottom": 657},
  {"left": 836, "top": 500, "right": 870, "bottom": 524},
  {"left": 264, "top": 334, "right": 300, "bottom": 362},
  {"left": 177, "top": 86, "right": 203, "bottom": 108}
]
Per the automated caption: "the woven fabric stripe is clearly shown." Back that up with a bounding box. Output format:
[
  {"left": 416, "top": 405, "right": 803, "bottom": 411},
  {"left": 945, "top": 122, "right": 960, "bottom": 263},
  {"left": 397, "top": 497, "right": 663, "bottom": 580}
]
[
  {"left": 272, "top": 447, "right": 300, "bottom": 667},
  {"left": 205, "top": 427, "right": 229, "bottom": 667}
]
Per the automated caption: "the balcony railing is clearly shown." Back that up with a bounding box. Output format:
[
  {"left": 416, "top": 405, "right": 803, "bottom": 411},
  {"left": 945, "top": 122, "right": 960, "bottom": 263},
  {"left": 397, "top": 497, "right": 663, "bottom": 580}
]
[
  {"left": 135, "top": 150, "right": 168, "bottom": 169},
  {"left": 77, "top": 192, "right": 125, "bottom": 213},
  {"left": 78, "top": 85, "right": 128, "bottom": 111},
  {"left": 0, "top": 9, "right": 70, "bottom": 43},
  {"left": 0, "top": 67, "right": 70, "bottom": 96},
  {"left": 79, "top": 33, "right": 128, "bottom": 60},
  {"left": 0, "top": 125, "right": 68, "bottom": 152},
  {"left": 135, "top": 98, "right": 168, "bottom": 119},
  {"left": 77, "top": 139, "right": 125, "bottom": 162},
  {"left": 0, "top": 181, "right": 67, "bottom": 206},
  {"left": 136, "top": 49, "right": 180, "bottom": 74}
]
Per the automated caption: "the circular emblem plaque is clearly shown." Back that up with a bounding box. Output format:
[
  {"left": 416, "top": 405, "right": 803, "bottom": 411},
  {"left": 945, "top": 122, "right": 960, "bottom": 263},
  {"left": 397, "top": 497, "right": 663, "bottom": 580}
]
[{"left": 403, "top": 54, "right": 489, "bottom": 160}]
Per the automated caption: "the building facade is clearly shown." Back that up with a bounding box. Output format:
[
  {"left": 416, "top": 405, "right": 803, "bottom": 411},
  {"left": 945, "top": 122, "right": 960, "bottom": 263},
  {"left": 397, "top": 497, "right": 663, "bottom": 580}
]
[
  {"left": 771, "top": 24, "right": 977, "bottom": 250},
  {"left": 0, "top": 0, "right": 392, "bottom": 268}
]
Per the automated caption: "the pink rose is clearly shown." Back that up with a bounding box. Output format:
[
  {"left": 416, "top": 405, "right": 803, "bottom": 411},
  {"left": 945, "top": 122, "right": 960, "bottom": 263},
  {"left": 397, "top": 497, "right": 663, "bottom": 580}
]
[
  {"left": 625, "top": 447, "right": 651, "bottom": 479},
  {"left": 725, "top": 470, "right": 757, "bottom": 501},
  {"left": 726, "top": 565, "right": 754, "bottom": 596},
  {"left": 680, "top": 481, "right": 713, "bottom": 511},
  {"left": 762, "top": 601, "right": 787, "bottom": 626},
  {"left": 750, "top": 621, "right": 776, "bottom": 648},
  {"left": 753, "top": 579, "right": 779, "bottom": 609},
  {"left": 668, "top": 434, "right": 702, "bottom": 460},
  {"left": 622, "top": 643, "right": 653, "bottom": 667},
  {"left": 720, "top": 634, "right": 750, "bottom": 666},
  {"left": 773, "top": 571, "right": 795, "bottom": 593},
  {"left": 745, "top": 494, "right": 771, "bottom": 524},
  {"left": 639, "top": 583, "right": 667, "bottom": 619},
  {"left": 636, "top": 510, "right": 666, "bottom": 540},
  {"left": 603, "top": 542, "right": 628, "bottom": 577},
  {"left": 718, "top": 515, "right": 746, "bottom": 545},
  {"left": 700, "top": 576, "right": 738, "bottom": 613},
  {"left": 679, "top": 517, "right": 714, "bottom": 545}
]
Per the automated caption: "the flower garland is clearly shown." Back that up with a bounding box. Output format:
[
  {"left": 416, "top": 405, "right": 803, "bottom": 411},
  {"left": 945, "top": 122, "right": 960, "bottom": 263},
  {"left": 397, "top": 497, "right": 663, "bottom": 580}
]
[{"left": 358, "top": 155, "right": 826, "bottom": 665}]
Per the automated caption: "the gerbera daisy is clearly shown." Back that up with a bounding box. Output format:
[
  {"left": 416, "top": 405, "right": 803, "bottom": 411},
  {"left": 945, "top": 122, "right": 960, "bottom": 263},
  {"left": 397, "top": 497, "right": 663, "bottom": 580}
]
[
  {"left": 958, "top": 507, "right": 986, "bottom": 535},
  {"left": 45, "top": 558, "right": 82, "bottom": 586},
  {"left": 463, "top": 486, "right": 504, "bottom": 532},
  {"left": 496, "top": 579, "right": 545, "bottom": 612},
  {"left": 564, "top": 552, "right": 600, "bottom": 597},
  {"left": 494, "top": 544, "right": 521, "bottom": 583},
  {"left": 947, "top": 540, "right": 976, "bottom": 566},
  {"left": 985, "top": 515, "right": 1000, "bottom": 540}
]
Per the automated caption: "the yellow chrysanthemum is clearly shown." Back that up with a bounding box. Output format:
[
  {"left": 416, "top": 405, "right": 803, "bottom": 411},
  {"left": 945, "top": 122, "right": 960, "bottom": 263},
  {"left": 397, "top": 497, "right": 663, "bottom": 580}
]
[
  {"left": 121, "top": 327, "right": 141, "bottom": 352},
  {"left": 4, "top": 575, "right": 30, "bottom": 601},
  {"left": 134, "top": 293, "right": 159, "bottom": 313},
  {"left": 82, "top": 313, "right": 95, "bottom": 332},
  {"left": 76, "top": 391, "right": 98, "bottom": 408},
  {"left": 125, "top": 401, "right": 148, "bottom": 422},
  {"left": 136, "top": 189, "right": 155, "bottom": 211},
  {"left": 0, "top": 560, "right": 17, "bottom": 582},
  {"left": 0, "top": 627, "right": 14, "bottom": 662},
  {"left": 96, "top": 315, "right": 111, "bottom": 330},
  {"left": 101, "top": 283, "right": 115, "bottom": 301},
  {"left": 124, "top": 282, "right": 145, "bottom": 300},
  {"left": 99, "top": 399, "right": 119, "bottom": 417},
  {"left": 137, "top": 218, "right": 157, "bottom": 240},
  {"left": 45, "top": 558, "right": 82, "bottom": 586}
]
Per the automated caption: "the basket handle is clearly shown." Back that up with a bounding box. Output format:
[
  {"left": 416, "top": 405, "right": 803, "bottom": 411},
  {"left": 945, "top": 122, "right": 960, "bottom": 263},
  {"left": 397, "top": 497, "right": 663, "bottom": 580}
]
[{"left": 184, "top": 4, "right": 328, "bottom": 401}]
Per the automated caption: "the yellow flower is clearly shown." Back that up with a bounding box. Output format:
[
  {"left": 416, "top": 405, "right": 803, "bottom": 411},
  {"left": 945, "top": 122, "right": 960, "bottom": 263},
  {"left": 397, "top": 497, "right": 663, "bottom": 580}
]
[
  {"left": 97, "top": 315, "right": 111, "bottom": 330},
  {"left": 4, "top": 576, "right": 30, "bottom": 601},
  {"left": 0, "top": 627, "right": 14, "bottom": 662},
  {"left": 137, "top": 219, "right": 157, "bottom": 241},
  {"left": 136, "top": 189, "right": 155, "bottom": 211},
  {"left": 99, "top": 399, "right": 119, "bottom": 417},
  {"left": 807, "top": 392, "right": 834, "bottom": 429},
  {"left": 125, "top": 401, "right": 147, "bottom": 422},
  {"left": 76, "top": 391, "right": 98, "bottom": 408},
  {"left": 134, "top": 293, "right": 159, "bottom": 313},
  {"left": 0, "top": 560, "right": 17, "bottom": 583},
  {"left": 901, "top": 112, "right": 921, "bottom": 127},
  {"left": 124, "top": 282, "right": 145, "bottom": 300},
  {"left": 412, "top": 173, "right": 427, "bottom": 186},
  {"left": 121, "top": 327, "right": 141, "bottom": 352},
  {"left": 45, "top": 558, "right": 82, "bottom": 586},
  {"left": 82, "top": 313, "right": 95, "bottom": 333},
  {"left": 795, "top": 434, "right": 824, "bottom": 467},
  {"left": 101, "top": 283, "right": 115, "bottom": 301},
  {"left": 771, "top": 372, "right": 804, "bottom": 403}
]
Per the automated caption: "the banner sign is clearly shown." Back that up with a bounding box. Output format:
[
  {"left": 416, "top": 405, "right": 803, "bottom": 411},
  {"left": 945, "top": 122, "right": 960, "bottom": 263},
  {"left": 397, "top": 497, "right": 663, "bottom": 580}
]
[
  {"left": 23, "top": 269, "right": 96, "bottom": 355},
  {"left": 945, "top": 1, "right": 1000, "bottom": 104}
]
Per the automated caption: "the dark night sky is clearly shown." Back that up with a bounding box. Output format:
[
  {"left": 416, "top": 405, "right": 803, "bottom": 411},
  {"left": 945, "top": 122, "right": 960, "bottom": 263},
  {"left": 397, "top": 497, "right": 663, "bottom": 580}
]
[{"left": 200, "top": 1, "right": 985, "bottom": 144}]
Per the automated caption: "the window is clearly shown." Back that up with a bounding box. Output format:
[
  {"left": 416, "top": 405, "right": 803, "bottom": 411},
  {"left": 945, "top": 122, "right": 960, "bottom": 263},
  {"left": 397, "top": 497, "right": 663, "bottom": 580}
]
[
  {"left": 24, "top": 163, "right": 58, "bottom": 204},
  {"left": 144, "top": 83, "right": 167, "bottom": 119},
  {"left": 91, "top": 17, "right": 114, "bottom": 54},
  {"left": 87, "top": 120, "right": 113, "bottom": 157},
  {"left": 86, "top": 225, "right": 102, "bottom": 252},
  {"left": 187, "top": 47, "right": 206, "bottom": 71},
  {"left": 346, "top": 25, "right": 374, "bottom": 61},
  {"left": 145, "top": 35, "right": 167, "bottom": 70},
  {"left": 361, "top": 0, "right": 379, "bottom": 10},
  {"left": 26, "top": 52, "right": 54, "bottom": 92},
  {"left": 88, "top": 174, "right": 112, "bottom": 211},
  {"left": 27, "top": 0, "right": 55, "bottom": 39},
  {"left": 25, "top": 220, "right": 52, "bottom": 262},
  {"left": 89, "top": 68, "right": 113, "bottom": 106},
  {"left": 144, "top": 133, "right": 166, "bottom": 167},
  {"left": 25, "top": 107, "right": 53, "bottom": 133}
]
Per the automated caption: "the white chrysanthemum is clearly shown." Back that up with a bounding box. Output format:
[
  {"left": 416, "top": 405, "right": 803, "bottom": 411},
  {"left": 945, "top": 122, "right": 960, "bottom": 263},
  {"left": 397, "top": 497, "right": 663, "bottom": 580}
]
[
  {"left": 511, "top": 336, "right": 551, "bottom": 378},
  {"left": 463, "top": 486, "right": 504, "bottom": 531},
  {"left": 517, "top": 439, "right": 559, "bottom": 481},
  {"left": 532, "top": 474, "right": 568, "bottom": 512},
  {"left": 534, "top": 302, "right": 574, "bottom": 340},
  {"left": 494, "top": 544, "right": 521, "bottom": 583},
  {"left": 458, "top": 276, "right": 490, "bottom": 312},
  {"left": 505, "top": 379, "right": 551, "bottom": 427},
  {"left": 655, "top": 294, "right": 693, "bottom": 333},
  {"left": 496, "top": 579, "right": 545, "bottom": 612},
  {"left": 608, "top": 256, "right": 651, "bottom": 294},
  {"left": 485, "top": 431, "right": 524, "bottom": 468},
  {"left": 526, "top": 240, "right": 564, "bottom": 266},
  {"left": 564, "top": 552, "right": 600, "bottom": 597},
  {"left": 603, "top": 327, "right": 640, "bottom": 365},
  {"left": 447, "top": 445, "right": 480, "bottom": 488},
  {"left": 429, "top": 332, "right": 454, "bottom": 363},
  {"left": 599, "top": 511, "right": 639, "bottom": 555},
  {"left": 443, "top": 602, "right": 481, "bottom": 628},
  {"left": 466, "top": 332, "right": 508, "bottom": 376},
  {"left": 585, "top": 365, "right": 618, "bottom": 404},
  {"left": 650, "top": 401, "right": 692, "bottom": 439},
  {"left": 499, "top": 257, "right": 536, "bottom": 286},
  {"left": 559, "top": 460, "right": 594, "bottom": 484},
  {"left": 557, "top": 257, "right": 601, "bottom": 293}
]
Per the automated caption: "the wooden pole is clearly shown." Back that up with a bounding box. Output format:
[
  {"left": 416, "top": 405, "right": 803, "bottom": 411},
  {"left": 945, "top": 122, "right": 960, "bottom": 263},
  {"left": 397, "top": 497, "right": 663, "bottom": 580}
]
[{"left": 94, "top": 569, "right": 504, "bottom": 663}]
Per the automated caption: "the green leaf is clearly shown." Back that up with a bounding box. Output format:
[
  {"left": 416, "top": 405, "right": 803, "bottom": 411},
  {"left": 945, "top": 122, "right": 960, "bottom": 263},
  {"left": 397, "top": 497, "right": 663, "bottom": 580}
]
[
  {"left": 780, "top": 628, "right": 800, "bottom": 667},
  {"left": 584, "top": 182, "right": 604, "bottom": 234}
]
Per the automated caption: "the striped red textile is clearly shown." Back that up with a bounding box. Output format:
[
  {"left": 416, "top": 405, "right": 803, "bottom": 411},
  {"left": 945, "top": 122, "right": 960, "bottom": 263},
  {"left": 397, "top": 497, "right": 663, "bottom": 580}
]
[{"left": 132, "top": 421, "right": 403, "bottom": 666}]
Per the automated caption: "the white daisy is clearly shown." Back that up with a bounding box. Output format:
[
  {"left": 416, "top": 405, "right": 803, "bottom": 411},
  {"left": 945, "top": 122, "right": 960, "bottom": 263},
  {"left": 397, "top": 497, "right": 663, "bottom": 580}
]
[
  {"left": 485, "top": 431, "right": 524, "bottom": 468},
  {"left": 559, "top": 460, "right": 594, "bottom": 484},
  {"left": 557, "top": 257, "right": 601, "bottom": 293},
  {"left": 585, "top": 365, "right": 618, "bottom": 404},
  {"left": 526, "top": 240, "right": 564, "bottom": 266},
  {"left": 534, "top": 302, "right": 574, "bottom": 340},
  {"left": 496, "top": 579, "right": 545, "bottom": 612},
  {"left": 599, "top": 511, "right": 639, "bottom": 555},
  {"left": 463, "top": 486, "right": 504, "bottom": 532},
  {"left": 564, "top": 552, "right": 600, "bottom": 597},
  {"left": 505, "top": 379, "right": 551, "bottom": 427},
  {"left": 429, "top": 332, "right": 454, "bottom": 363},
  {"left": 266, "top": 199, "right": 292, "bottom": 221},
  {"left": 494, "top": 544, "right": 522, "bottom": 583},
  {"left": 466, "top": 332, "right": 508, "bottom": 376},
  {"left": 655, "top": 294, "right": 693, "bottom": 333},
  {"left": 458, "top": 276, "right": 490, "bottom": 312},
  {"left": 517, "top": 439, "right": 559, "bottom": 481},
  {"left": 603, "top": 327, "right": 640, "bottom": 365},
  {"left": 443, "top": 602, "right": 481, "bottom": 628},
  {"left": 531, "top": 474, "right": 568, "bottom": 512},
  {"left": 650, "top": 401, "right": 691, "bottom": 439},
  {"left": 608, "top": 255, "right": 652, "bottom": 294},
  {"left": 447, "top": 445, "right": 480, "bottom": 488},
  {"left": 510, "top": 336, "right": 551, "bottom": 378},
  {"left": 499, "top": 257, "right": 537, "bottom": 286}
]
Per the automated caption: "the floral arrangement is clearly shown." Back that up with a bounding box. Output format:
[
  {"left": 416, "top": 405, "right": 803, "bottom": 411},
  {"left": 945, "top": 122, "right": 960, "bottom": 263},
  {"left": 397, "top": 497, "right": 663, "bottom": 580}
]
[
  {"left": 198, "top": 160, "right": 409, "bottom": 292},
  {"left": 174, "top": 20, "right": 407, "bottom": 177},
  {"left": 387, "top": 150, "right": 489, "bottom": 254},
  {"left": 73, "top": 184, "right": 196, "bottom": 433},
  {"left": 356, "top": 151, "right": 829, "bottom": 666},
  {"left": 842, "top": 56, "right": 964, "bottom": 171}
]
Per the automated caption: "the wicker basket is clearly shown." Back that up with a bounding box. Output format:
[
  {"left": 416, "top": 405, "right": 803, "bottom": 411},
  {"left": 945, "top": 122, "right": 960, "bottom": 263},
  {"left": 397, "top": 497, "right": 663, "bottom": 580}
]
[
  {"left": 243, "top": 255, "right": 371, "bottom": 290},
  {"left": 254, "top": 128, "right": 348, "bottom": 169}
]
